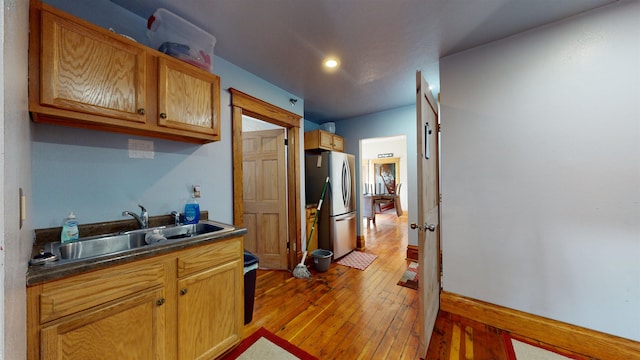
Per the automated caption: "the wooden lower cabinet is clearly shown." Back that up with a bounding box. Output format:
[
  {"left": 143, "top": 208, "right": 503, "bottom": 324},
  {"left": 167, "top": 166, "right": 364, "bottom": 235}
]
[
  {"left": 41, "top": 287, "right": 166, "bottom": 360},
  {"left": 177, "top": 261, "right": 242, "bottom": 360},
  {"left": 305, "top": 207, "right": 319, "bottom": 253},
  {"left": 28, "top": 236, "right": 244, "bottom": 360}
]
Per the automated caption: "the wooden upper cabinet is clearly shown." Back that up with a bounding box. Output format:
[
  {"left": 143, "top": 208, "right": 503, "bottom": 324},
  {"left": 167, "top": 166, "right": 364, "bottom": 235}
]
[
  {"left": 39, "top": 10, "right": 147, "bottom": 124},
  {"left": 29, "top": 2, "right": 221, "bottom": 143},
  {"left": 304, "top": 129, "right": 344, "bottom": 152},
  {"left": 157, "top": 58, "right": 220, "bottom": 137},
  {"left": 330, "top": 133, "right": 344, "bottom": 151}
]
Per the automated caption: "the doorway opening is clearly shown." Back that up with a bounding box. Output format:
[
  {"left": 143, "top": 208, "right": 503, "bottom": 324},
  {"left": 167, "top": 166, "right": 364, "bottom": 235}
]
[
  {"left": 359, "top": 135, "right": 413, "bottom": 257},
  {"left": 231, "top": 89, "right": 303, "bottom": 271},
  {"left": 360, "top": 135, "right": 408, "bottom": 213}
]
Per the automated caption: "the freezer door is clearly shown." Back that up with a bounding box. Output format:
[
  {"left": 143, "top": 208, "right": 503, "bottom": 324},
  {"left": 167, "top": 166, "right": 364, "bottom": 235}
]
[
  {"left": 330, "top": 211, "right": 357, "bottom": 259},
  {"left": 304, "top": 153, "right": 328, "bottom": 205},
  {"left": 329, "top": 152, "right": 355, "bottom": 215}
]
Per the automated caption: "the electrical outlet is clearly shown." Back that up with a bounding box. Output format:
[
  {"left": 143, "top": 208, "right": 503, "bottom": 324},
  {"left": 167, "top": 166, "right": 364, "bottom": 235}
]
[{"left": 193, "top": 185, "right": 201, "bottom": 198}]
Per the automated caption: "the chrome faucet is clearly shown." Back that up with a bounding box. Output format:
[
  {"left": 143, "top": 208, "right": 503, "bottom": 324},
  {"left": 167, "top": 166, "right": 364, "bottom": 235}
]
[
  {"left": 122, "top": 204, "right": 148, "bottom": 229},
  {"left": 171, "top": 211, "right": 180, "bottom": 226}
]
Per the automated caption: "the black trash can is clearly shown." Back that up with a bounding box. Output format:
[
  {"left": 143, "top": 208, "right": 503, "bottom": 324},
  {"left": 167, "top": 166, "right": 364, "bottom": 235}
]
[{"left": 243, "top": 250, "right": 259, "bottom": 324}]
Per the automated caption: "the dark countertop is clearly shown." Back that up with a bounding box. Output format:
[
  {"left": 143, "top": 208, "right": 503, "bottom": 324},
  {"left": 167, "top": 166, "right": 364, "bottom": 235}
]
[{"left": 27, "top": 225, "right": 247, "bottom": 286}]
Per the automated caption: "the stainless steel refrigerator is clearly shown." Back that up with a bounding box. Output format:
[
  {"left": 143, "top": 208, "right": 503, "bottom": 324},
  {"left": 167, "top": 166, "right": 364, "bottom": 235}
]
[{"left": 305, "top": 151, "right": 356, "bottom": 259}]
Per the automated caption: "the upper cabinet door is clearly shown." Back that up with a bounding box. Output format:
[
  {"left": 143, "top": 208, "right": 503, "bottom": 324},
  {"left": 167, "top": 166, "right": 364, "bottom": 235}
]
[
  {"left": 157, "top": 57, "right": 220, "bottom": 138},
  {"left": 319, "top": 130, "right": 334, "bottom": 149},
  {"left": 39, "top": 10, "right": 147, "bottom": 124},
  {"left": 331, "top": 134, "right": 344, "bottom": 151}
]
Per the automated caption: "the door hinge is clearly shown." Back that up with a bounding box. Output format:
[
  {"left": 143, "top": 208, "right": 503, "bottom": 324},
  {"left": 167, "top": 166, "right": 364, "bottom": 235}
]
[
  {"left": 284, "top": 138, "right": 288, "bottom": 146},
  {"left": 439, "top": 193, "right": 442, "bottom": 203},
  {"left": 438, "top": 124, "right": 442, "bottom": 132}
]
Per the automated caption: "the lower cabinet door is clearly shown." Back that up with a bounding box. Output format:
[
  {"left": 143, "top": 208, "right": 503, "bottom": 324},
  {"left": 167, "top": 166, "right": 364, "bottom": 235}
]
[
  {"left": 177, "top": 260, "right": 242, "bottom": 360},
  {"left": 41, "top": 287, "right": 166, "bottom": 360}
]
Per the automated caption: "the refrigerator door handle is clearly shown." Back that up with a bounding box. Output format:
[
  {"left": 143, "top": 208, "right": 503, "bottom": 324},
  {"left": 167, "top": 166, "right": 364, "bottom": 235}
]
[
  {"left": 342, "top": 158, "right": 352, "bottom": 209},
  {"left": 336, "top": 213, "right": 356, "bottom": 222}
]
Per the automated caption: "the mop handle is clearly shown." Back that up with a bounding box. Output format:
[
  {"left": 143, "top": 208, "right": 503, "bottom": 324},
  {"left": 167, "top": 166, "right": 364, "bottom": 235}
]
[{"left": 306, "top": 177, "right": 330, "bottom": 250}]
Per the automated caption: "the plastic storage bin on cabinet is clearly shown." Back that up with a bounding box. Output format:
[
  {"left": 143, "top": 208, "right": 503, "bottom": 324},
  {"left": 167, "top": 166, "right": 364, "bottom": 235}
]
[
  {"left": 243, "top": 251, "right": 259, "bottom": 324},
  {"left": 311, "top": 249, "right": 332, "bottom": 272},
  {"left": 147, "top": 8, "right": 216, "bottom": 71}
]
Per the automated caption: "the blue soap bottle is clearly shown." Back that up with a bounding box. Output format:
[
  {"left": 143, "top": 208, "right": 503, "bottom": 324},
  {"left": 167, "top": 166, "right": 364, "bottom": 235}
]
[
  {"left": 184, "top": 197, "right": 200, "bottom": 224},
  {"left": 61, "top": 212, "right": 79, "bottom": 243}
]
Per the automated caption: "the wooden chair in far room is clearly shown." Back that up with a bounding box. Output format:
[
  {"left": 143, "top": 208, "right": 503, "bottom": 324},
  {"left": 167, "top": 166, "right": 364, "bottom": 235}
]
[{"left": 375, "top": 183, "right": 403, "bottom": 216}]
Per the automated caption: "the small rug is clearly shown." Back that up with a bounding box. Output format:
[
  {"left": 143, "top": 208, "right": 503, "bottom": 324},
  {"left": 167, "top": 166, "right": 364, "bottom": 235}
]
[
  {"left": 336, "top": 251, "right": 377, "bottom": 270},
  {"left": 221, "top": 327, "right": 318, "bottom": 360},
  {"left": 502, "top": 333, "right": 584, "bottom": 360},
  {"left": 397, "top": 261, "right": 419, "bottom": 289}
]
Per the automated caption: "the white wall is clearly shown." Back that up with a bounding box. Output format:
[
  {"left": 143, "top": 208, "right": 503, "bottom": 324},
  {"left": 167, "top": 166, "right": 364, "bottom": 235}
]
[
  {"left": 440, "top": 0, "right": 640, "bottom": 341},
  {"left": 2, "top": 0, "right": 31, "bottom": 358}
]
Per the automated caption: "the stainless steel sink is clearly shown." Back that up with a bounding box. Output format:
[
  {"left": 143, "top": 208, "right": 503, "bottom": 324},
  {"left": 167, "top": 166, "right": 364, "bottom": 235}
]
[
  {"left": 161, "top": 222, "right": 234, "bottom": 240},
  {"left": 52, "top": 220, "right": 235, "bottom": 261},
  {"left": 57, "top": 232, "right": 147, "bottom": 260}
]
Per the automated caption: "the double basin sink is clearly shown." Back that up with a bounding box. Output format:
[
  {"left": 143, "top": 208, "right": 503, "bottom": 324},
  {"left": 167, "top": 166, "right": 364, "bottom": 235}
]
[{"left": 52, "top": 221, "right": 235, "bottom": 261}]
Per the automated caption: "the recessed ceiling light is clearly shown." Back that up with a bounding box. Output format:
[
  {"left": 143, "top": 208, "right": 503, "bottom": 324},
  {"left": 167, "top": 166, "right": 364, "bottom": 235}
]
[{"left": 324, "top": 58, "right": 340, "bottom": 69}]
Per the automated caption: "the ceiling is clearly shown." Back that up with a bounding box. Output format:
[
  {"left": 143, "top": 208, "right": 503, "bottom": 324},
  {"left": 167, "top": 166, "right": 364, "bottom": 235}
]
[{"left": 110, "top": 0, "right": 616, "bottom": 123}]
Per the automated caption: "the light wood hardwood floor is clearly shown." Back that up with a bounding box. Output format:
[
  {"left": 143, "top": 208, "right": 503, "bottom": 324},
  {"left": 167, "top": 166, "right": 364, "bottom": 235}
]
[
  {"left": 243, "top": 212, "right": 419, "bottom": 359},
  {"left": 241, "top": 212, "right": 594, "bottom": 359}
]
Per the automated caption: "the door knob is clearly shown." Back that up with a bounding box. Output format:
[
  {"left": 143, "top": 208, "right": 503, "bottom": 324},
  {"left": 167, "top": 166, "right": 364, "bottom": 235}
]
[
  {"left": 180, "top": 288, "right": 188, "bottom": 296},
  {"left": 410, "top": 223, "right": 437, "bottom": 232}
]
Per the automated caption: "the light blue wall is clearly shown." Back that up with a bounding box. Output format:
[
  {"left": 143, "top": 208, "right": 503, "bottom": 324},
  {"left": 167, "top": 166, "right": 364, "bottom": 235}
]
[
  {"left": 34, "top": 0, "right": 304, "bottom": 228},
  {"left": 336, "top": 105, "right": 418, "bottom": 246},
  {"left": 304, "top": 120, "right": 320, "bottom": 131}
]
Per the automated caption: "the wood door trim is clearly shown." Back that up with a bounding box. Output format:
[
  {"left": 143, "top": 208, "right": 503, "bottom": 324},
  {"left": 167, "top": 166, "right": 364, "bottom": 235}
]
[
  {"left": 230, "top": 89, "right": 300, "bottom": 128},
  {"left": 230, "top": 89, "right": 302, "bottom": 270}
]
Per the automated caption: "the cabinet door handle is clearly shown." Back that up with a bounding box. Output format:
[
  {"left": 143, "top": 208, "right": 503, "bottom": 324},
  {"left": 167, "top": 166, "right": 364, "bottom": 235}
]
[
  {"left": 137, "top": 108, "right": 145, "bottom": 115},
  {"left": 180, "top": 288, "right": 188, "bottom": 296},
  {"left": 156, "top": 298, "right": 165, "bottom": 306},
  {"left": 160, "top": 112, "right": 167, "bottom": 119}
]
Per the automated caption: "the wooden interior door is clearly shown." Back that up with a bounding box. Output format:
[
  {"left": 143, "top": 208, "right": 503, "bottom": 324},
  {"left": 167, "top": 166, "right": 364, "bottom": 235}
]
[
  {"left": 415, "top": 71, "right": 441, "bottom": 356},
  {"left": 242, "top": 129, "right": 288, "bottom": 269}
]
